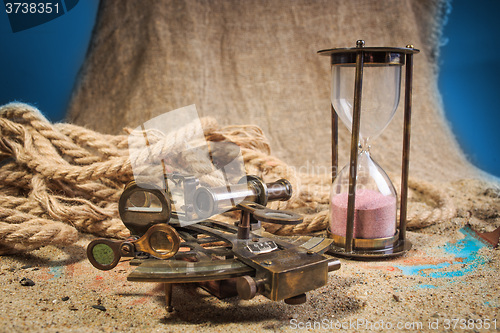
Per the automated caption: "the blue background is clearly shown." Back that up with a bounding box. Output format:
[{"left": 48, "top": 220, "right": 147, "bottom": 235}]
[
  {"left": 0, "top": 0, "right": 99, "bottom": 122},
  {"left": 437, "top": 0, "right": 500, "bottom": 177},
  {"left": 0, "top": 0, "right": 498, "bottom": 177}
]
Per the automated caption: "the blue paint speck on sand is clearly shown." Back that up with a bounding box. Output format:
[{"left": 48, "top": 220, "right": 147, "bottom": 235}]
[
  {"left": 396, "top": 262, "right": 450, "bottom": 277},
  {"left": 415, "top": 284, "right": 438, "bottom": 289},
  {"left": 49, "top": 266, "right": 64, "bottom": 279},
  {"left": 394, "top": 229, "right": 488, "bottom": 279},
  {"left": 484, "top": 301, "right": 499, "bottom": 308}
]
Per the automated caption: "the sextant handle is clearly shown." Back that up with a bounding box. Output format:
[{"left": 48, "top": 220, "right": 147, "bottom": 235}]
[
  {"left": 236, "top": 201, "right": 302, "bottom": 239},
  {"left": 237, "top": 202, "right": 302, "bottom": 225}
]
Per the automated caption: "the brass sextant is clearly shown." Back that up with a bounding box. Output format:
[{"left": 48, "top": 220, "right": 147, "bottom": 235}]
[{"left": 87, "top": 173, "right": 340, "bottom": 311}]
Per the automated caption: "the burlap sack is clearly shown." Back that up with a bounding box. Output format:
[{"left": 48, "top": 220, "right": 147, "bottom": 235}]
[{"left": 67, "top": 0, "right": 482, "bottom": 183}]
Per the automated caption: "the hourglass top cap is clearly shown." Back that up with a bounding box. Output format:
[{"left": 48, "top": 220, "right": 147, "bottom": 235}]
[{"left": 318, "top": 41, "right": 419, "bottom": 65}]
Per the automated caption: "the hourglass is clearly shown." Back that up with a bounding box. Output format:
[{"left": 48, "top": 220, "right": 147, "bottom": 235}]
[{"left": 319, "top": 40, "right": 419, "bottom": 258}]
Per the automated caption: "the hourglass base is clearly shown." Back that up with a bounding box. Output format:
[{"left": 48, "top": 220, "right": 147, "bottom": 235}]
[{"left": 326, "top": 227, "right": 412, "bottom": 260}]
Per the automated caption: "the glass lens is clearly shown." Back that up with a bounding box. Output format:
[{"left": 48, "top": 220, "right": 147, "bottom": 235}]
[
  {"left": 149, "top": 231, "right": 174, "bottom": 254},
  {"left": 92, "top": 243, "right": 116, "bottom": 266},
  {"left": 330, "top": 151, "right": 397, "bottom": 239}
]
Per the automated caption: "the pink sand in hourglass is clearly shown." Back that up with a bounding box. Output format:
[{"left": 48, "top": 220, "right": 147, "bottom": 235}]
[{"left": 330, "top": 189, "right": 396, "bottom": 239}]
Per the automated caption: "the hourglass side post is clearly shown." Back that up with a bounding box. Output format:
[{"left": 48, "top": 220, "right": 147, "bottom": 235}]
[
  {"left": 345, "top": 47, "right": 365, "bottom": 252},
  {"left": 399, "top": 50, "right": 414, "bottom": 242},
  {"left": 331, "top": 104, "right": 338, "bottom": 183}
]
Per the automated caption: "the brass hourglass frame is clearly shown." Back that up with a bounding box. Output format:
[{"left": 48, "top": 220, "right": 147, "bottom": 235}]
[{"left": 318, "top": 41, "right": 419, "bottom": 259}]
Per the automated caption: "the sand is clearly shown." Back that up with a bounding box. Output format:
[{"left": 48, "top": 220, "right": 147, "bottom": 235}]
[{"left": 1, "top": 197, "right": 498, "bottom": 333}]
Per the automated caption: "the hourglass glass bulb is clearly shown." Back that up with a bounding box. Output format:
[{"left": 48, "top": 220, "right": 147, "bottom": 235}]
[
  {"left": 331, "top": 60, "right": 402, "bottom": 142},
  {"left": 330, "top": 151, "right": 397, "bottom": 239}
]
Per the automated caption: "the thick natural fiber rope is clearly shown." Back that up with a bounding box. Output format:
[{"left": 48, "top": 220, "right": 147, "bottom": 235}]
[{"left": 0, "top": 103, "right": 456, "bottom": 254}]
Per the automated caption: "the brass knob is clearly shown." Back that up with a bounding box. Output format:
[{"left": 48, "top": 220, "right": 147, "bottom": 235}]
[{"left": 237, "top": 276, "right": 263, "bottom": 300}]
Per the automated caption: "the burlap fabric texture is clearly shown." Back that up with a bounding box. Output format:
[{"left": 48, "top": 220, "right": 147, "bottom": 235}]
[{"left": 68, "top": 0, "right": 478, "bottom": 181}]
